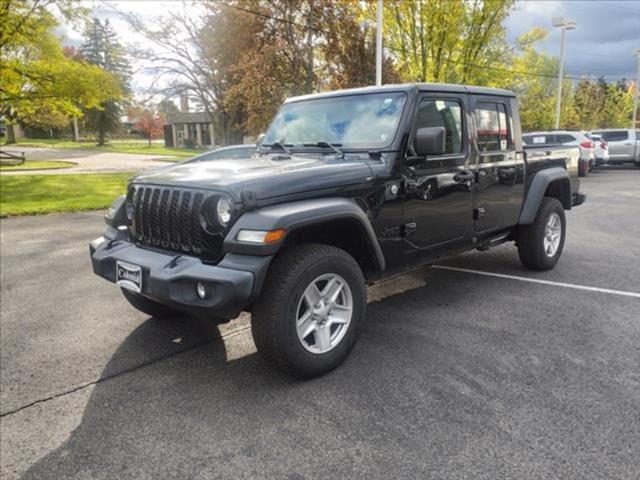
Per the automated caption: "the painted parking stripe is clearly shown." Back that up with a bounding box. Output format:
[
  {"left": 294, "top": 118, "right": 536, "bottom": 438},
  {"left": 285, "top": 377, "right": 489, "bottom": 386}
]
[{"left": 432, "top": 265, "right": 640, "bottom": 299}]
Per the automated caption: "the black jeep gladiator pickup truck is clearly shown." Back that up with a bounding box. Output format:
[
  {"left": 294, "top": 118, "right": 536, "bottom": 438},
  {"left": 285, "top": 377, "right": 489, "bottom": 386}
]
[{"left": 90, "top": 83, "right": 585, "bottom": 377}]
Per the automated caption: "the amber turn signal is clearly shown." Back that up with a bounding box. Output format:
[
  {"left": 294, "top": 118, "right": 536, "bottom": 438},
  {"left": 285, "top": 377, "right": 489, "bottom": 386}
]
[
  {"left": 237, "top": 228, "right": 286, "bottom": 244},
  {"left": 264, "top": 228, "right": 286, "bottom": 243}
]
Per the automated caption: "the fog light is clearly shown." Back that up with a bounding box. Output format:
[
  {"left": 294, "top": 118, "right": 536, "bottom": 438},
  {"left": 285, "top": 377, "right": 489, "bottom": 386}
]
[{"left": 196, "top": 282, "right": 207, "bottom": 299}]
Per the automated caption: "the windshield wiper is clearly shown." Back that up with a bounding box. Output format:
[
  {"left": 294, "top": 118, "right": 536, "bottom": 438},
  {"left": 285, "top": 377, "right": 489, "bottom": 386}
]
[
  {"left": 263, "top": 141, "right": 292, "bottom": 155},
  {"left": 304, "top": 141, "right": 344, "bottom": 158}
]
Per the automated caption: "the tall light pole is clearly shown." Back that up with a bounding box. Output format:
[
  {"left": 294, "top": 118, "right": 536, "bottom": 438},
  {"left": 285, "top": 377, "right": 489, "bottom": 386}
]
[
  {"left": 376, "top": 0, "right": 383, "bottom": 86},
  {"left": 552, "top": 17, "right": 576, "bottom": 129},
  {"left": 633, "top": 48, "right": 640, "bottom": 129}
]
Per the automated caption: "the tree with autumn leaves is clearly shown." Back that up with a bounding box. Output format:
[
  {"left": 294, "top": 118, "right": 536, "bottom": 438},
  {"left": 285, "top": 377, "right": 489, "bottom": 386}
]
[
  {"left": 0, "top": 0, "right": 124, "bottom": 143},
  {"left": 132, "top": 0, "right": 633, "bottom": 143},
  {"left": 128, "top": 105, "right": 165, "bottom": 146},
  {"left": 128, "top": 0, "right": 402, "bottom": 144}
]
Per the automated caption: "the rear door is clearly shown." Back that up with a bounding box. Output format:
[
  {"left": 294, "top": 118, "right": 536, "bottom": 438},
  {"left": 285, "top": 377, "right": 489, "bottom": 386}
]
[
  {"left": 472, "top": 97, "right": 523, "bottom": 232},
  {"left": 597, "top": 130, "right": 631, "bottom": 161},
  {"left": 401, "top": 93, "right": 474, "bottom": 251},
  {"left": 555, "top": 133, "right": 589, "bottom": 160}
]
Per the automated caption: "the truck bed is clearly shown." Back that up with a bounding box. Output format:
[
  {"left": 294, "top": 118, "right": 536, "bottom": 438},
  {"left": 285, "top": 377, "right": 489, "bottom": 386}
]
[{"left": 524, "top": 144, "right": 581, "bottom": 197}]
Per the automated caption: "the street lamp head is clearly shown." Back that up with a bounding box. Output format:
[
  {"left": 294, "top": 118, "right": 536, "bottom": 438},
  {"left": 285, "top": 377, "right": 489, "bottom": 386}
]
[{"left": 552, "top": 17, "right": 577, "bottom": 30}]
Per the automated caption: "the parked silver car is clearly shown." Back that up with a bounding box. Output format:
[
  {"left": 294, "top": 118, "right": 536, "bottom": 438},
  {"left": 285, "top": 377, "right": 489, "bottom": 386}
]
[
  {"left": 523, "top": 131, "right": 595, "bottom": 176},
  {"left": 590, "top": 129, "right": 640, "bottom": 167}
]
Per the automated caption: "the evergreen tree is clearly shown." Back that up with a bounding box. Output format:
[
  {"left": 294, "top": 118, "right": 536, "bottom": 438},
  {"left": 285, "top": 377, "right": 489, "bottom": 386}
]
[{"left": 80, "top": 18, "right": 131, "bottom": 145}]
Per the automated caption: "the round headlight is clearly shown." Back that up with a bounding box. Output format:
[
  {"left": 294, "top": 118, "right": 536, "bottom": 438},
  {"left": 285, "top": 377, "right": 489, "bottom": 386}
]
[{"left": 216, "top": 197, "right": 232, "bottom": 226}]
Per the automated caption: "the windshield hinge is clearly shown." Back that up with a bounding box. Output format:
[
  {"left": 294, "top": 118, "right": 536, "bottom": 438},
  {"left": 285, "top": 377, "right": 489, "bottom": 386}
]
[{"left": 241, "top": 190, "right": 258, "bottom": 211}]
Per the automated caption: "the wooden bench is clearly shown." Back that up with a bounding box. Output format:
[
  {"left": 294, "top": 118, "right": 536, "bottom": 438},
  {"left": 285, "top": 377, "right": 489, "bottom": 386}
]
[{"left": 0, "top": 150, "right": 26, "bottom": 166}]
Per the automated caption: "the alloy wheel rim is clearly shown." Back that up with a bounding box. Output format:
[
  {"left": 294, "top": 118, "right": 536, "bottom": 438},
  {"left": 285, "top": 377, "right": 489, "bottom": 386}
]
[
  {"left": 296, "top": 273, "right": 353, "bottom": 354},
  {"left": 543, "top": 212, "right": 562, "bottom": 257}
]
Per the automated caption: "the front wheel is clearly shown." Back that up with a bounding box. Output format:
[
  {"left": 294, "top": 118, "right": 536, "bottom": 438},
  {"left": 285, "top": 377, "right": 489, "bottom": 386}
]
[
  {"left": 517, "top": 197, "right": 566, "bottom": 271},
  {"left": 251, "top": 243, "right": 366, "bottom": 378}
]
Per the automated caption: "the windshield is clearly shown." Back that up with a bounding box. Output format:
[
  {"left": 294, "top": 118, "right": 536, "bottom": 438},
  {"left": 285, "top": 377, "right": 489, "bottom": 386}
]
[{"left": 262, "top": 92, "right": 407, "bottom": 150}]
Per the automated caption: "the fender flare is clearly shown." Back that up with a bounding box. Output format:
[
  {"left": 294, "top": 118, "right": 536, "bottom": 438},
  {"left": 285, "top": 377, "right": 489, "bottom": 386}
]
[
  {"left": 224, "top": 198, "right": 386, "bottom": 271},
  {"left": 519, "top": 167, "right": 571, "bottom": 225}
]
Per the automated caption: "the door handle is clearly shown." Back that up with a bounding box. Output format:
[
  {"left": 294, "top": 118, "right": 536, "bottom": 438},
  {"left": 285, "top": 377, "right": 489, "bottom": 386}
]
[{"left": 453, "top": 171, "right": 474, "bottom": 182}]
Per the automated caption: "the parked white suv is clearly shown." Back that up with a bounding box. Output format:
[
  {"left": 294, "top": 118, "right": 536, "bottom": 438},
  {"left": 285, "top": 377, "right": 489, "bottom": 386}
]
[
  {"left": 523, "top": 131, "right": 595, "bottom": 176},
  {"left": 586, "top": 133, "right": 609, "bottom": 167},
  {"left": 590, "top": 129, "right": 640, "bottom": 167}
]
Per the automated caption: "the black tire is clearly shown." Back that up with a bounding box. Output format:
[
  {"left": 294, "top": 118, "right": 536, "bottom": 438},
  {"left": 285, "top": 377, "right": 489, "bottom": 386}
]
[
  {"left": 517, "top": 197, "right": 566, "bottom": 271},
  {"left": 251, "top": 243, "right": 366, "bottom": 378},
  {"left": 121, "top": 288, "right": 179, "bottom": 318},
  {"left": 579, "top": 161, "right": 588, "bottom": 177}
]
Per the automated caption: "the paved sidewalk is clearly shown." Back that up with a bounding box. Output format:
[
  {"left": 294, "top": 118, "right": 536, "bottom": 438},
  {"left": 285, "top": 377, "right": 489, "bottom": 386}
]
[{"left": 0, "top": 147, "right": 175, "bottom": 175}]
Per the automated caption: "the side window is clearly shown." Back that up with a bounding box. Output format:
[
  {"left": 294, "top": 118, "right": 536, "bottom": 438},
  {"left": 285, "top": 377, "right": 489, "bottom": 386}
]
[
  {"left": 476, "top": 102, "right": 512, "bottom": 152},
  {"left": 601, "top": 130, "right": 629, "bottom": 142},
  {"left": 413, "top": 98, "right": 463, "bottom": 155},
  {"left": 555, "top": 134, "right": 576, "bottom": 144},
  {"left": 497, "top": 103, "right": 513, "bottom": 148}
]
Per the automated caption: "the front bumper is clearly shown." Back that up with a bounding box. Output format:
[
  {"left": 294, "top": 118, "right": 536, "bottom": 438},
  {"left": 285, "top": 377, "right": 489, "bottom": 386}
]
[
  {"left": 572, "top": 192, "right": 587, "bottom": 207},
  {"left": 90, "top": 236, "right": 271, "bottom": 320}
]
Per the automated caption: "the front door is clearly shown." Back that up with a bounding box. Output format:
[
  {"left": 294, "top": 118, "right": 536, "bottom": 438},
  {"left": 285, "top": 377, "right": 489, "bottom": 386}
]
[
  {"left": 401, "top": 94, "right": 474, "bottom": 251},
  {"left": 472, "top": 97, "right": 521, "bottom": 232}
]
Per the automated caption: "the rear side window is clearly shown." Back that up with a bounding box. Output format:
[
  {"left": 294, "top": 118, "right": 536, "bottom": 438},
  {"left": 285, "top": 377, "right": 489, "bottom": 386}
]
[
  {"left": 525, "top": 135, "right": 548, "bottom": 145},
  {"left": 555, "top": 134, "right": 577, "bottom": 144},
  {"left": 475, "top": 102, "right": 511, "bottom": 152},
  {"left": 413, "top": 98, "right": 463, "bottom": 154},
  {"left": 595, "top": 130, "right": 628, "bottom": 142}
]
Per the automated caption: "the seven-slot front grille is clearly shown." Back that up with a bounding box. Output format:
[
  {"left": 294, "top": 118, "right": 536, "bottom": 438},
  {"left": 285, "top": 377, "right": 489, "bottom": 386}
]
[{"left": 126, "top": 185, "right": 223, "bottom": 262}]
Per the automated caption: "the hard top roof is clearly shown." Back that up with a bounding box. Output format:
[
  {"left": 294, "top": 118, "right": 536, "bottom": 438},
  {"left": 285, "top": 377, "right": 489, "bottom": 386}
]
[{"left": 285, "top": 83, "right": 516, "bottom": 103}]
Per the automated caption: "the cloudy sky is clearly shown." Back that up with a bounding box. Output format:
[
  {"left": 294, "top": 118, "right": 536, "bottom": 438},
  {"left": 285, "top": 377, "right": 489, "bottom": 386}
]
[
  {"left": 506, "top": 0, "right": 640, "bottom": 80},
  {"left": 60, "top": 0, "right": 640, "bottom": 93}
]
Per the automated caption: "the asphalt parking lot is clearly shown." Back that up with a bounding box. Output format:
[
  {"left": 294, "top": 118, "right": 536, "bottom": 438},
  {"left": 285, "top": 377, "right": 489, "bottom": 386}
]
[{"left": 1, "top": 167, "right": 639, "bottom": 480}]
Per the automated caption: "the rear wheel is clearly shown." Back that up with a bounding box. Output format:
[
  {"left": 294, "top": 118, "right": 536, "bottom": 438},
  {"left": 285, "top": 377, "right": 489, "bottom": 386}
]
[
  {"left": 121, "top": 288, "right": 179, "bottom": 318},
  {"left": 517, "top": 197, "right": 566, "bottom": 271},
  {"left": 578, "top": 160, "right": 588, "bottom": 177},
  {"left": 251, "top": 243, "right": 366, "bottom": 378}
]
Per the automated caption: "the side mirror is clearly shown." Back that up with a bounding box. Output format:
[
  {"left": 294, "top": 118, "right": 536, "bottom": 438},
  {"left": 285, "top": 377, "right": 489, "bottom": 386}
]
[
  {"left": 415, "top": 126, "right": 446, "bottom": 157},
  {"left": 256, "top": 133, "right": 266, "bottom": 146}
]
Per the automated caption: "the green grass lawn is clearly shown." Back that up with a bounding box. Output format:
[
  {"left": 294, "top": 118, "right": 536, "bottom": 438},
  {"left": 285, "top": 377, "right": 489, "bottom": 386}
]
[
  {"left": 2, "top": 138, "right": 199, "bottom": 158},
  {"left": 0, "top": 160, "right": 75, "bottom": 171},
  {"left": 0, "top": 172, "right": 133, "bottom": 217}
]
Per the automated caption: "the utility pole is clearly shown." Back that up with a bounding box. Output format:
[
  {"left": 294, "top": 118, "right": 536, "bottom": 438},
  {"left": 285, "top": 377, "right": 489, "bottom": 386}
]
[
  {"left": 376, "top": 0, "right": 383, "bottom": 86},
  {"left": 633, "top": 48, "right": 640, "bottom": 129},
  {"left": 552, "top": 17, "right": 576, "bottom": 129}
]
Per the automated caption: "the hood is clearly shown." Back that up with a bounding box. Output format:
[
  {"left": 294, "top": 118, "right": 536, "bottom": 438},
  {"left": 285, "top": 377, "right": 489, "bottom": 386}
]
[{"left": 131, "top": 154, "right": 374, "bottom": 201}]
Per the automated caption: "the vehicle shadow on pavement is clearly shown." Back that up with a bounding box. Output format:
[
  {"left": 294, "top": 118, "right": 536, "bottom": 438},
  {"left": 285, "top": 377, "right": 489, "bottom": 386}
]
[{"left": 19, "top": 269, "right": 639, "bottom": 479}]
